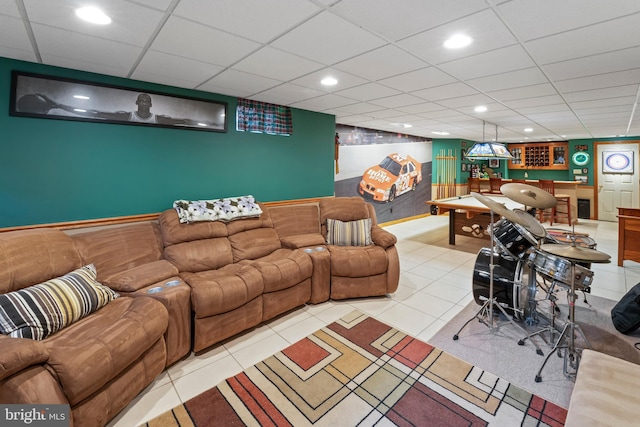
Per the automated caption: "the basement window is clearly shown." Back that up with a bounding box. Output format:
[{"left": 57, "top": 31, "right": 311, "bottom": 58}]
[{"left": 236, "top": 98, "right": 292, "bottom": 136}]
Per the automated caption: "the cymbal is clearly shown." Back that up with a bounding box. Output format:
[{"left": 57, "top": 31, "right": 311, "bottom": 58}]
[
  {"left": 540, "top": 243, "right": 611, "bottom": 263},
  {"left": 512, "top": 209, "right": 546, "bottom": 238},
  {"left": 500, "top": 183, "right": 558, "bottom": 209},
  {"left": 470, "top": 192, "right": 521, "bottom": 224}
]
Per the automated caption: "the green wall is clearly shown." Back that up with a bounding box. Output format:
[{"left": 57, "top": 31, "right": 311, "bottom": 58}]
[{"left": 0, "top": 57, "right": 335, "bottom": 228}]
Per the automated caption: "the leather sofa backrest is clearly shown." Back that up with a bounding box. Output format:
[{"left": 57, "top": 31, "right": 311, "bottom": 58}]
[
  {"left": 159, "top": 209, "right": 233, "bottom": 272},
  {"left": 72, "top": 222, "right": 164, "bottom": 280},
  {"left": 226, "top": 206, "right": 281, "bottom": 262},
  {"left": 319, "top": 197, "right": 373, "bottom": 237},
  {"left": 0, "top": 229, "right": 82, "bottom": 294},
  {"left": 268, "top": 203, "right": 321, "bottom": 237}
]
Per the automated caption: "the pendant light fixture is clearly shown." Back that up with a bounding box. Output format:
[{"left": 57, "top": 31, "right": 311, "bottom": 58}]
[{"left": 465, "top": 121, "right": 514, "bottom": 159}]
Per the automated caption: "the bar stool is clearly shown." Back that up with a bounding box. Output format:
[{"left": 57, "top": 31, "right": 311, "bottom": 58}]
[
  {"left": 467, "top": 177, "right": 481, "bottom": 193},
  {"left": 482, "top": 177, "right": 503, "bottom": 194},
  {"left": 537, "top": 179, "right": 572, "bottom": 225}
]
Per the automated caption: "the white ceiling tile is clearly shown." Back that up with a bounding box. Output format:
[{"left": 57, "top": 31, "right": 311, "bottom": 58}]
[
  {"left": 488, "top": 83, "right": 559, "bottom": 102},
  {"left": 271, "top": 11, "right": 387, "bottom": 65},
  {"left": 555, "top": 69, "right": 640, "bottom": 93},
  {"left": 40, "top": 54, "right": 131, "bottom": 77},
  {"left": 439, "top": 45, "right": 536, "bottom": 80},
  {"left": 369, "top": 93, "right": 426, "bottom": 109},
  {"left": 0, "top": 0, "right": 21, "bottom": 18},
  {"left": 289, "top": 68, "right": 368, "bottom": 93},
  {"left": 133, "top": 50, "right": 224, "bottom": 86},
  {"left": 503, "top": 94, "right": 565, "bottom": 109},
  {"left": 334, "top": 45, "right": 427, "bottom": 81},
  {"left": 544, "top": 47, "right": 640, "bottom": 81},
  {"left": 378, "top": 67, "right": 457, "bottom": 92},
  {"left": 198, "top": 69, "right": 282, "bottom": 97},
  {"left": 436, "top": 93, "right": 496, "bottom": 109},
  {"left": 526, "top": 13, "right": 640, "bottom": 65},
  {"left": 152, "top": 16, "right": 261, "bottom": 67},
  {"left": 570, "top": 96, "right": 637, "bottom": 110},
  {"left": 0, "top": 46, "right": 37, "bottom": 62},
  {"left": 497, "top": 0, "right": 640, "bottom": 41},
  {"left": 124, "top": 0, "right": 174, "bottom": 11},
  {"left": 413, "top": 82, "right": 479, "bottom": 101},
  {"left": 0, "top": 15, "right": 34, "bottom": 52},
  {"left": 233, "top": 47, "right": 324, "bottom": 81},
  {"left": 335, "top": 83, "right": 400, "bottom": 102},
  {"left": 254, "top": 83, "right": 325, "bottom": 104},
  {"left": 25, "top": 0, "right": 164, "bottom": 46},
  {"left": 332, "top": 0, "right": 487, "bottom": 41},
  {"left": 291, "top": 93, "right": 359, "bottom": 110},
  {"left": 563, "top": 85, "right": 638, "bottom": 103},
  {"left": 174, "top": 0, "right": 320, "bottom": 43},
  {"left": 398, "top": 9, "right": 517, "bottom": 65},
  {"left": 334, "top": 103, "right": 386, "bottom": 115},
  {"left": 32, "top": 24, "right": 142, "bottom": 71},
  {"left": 395, "top": 102, "right": 447, "bottom": 115},
  {"left": 467, "top": 68, "right": 549, "bottom": 92}
]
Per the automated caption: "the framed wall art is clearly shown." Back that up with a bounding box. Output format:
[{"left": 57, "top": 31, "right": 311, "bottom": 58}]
[
  {"left": 602, "top": 150, "right": 634, "bottom": 174},
  {"left": 488, "top": 159, "right": 500, "bottom": 168},
  {"left": 10, "top": 71, "right": 227, "bottom": 132}
]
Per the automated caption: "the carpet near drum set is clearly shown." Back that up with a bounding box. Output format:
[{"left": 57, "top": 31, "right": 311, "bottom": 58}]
[{"left": 144, "top": 310, "right": 566, "bottom": 427}]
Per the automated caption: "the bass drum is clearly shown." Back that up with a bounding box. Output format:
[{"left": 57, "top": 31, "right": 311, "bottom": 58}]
[{"left": 472, "top": 247, "right": 537, "bottom": 323}]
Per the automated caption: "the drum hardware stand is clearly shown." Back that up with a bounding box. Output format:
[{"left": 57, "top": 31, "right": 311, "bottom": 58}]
[
  {"left": 534, "top": 261, "right": 592, "bottom": 382},
  {"left": 453, "top": 210, "right": 544, "bottom": 356},
  {"left": 523, "top": 280, "right": 562, "bottom": 346}
]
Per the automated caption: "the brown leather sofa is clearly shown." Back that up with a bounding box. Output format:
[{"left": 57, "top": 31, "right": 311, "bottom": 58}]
[
  {"left": 0, "top": 229, "right": 169, "bottom": 427},
  {"left": 0, "top": 197, "right": 400, "bottom": 426}
]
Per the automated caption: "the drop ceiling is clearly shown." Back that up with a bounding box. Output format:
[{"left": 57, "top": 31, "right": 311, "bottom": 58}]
[{"left": 2, "top": 0, "right": 640, "bottom": 142}]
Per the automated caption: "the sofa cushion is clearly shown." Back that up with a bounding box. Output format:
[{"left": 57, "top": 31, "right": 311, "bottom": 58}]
[
  {"left": 43, "top": 296, "right": 168, "bottom": 406},
  {"left": 280, "top": 233, "right": 326, "bottom": 249},
  {"left": 0, "top": 264, "right": 119, "bottom": 340},
  {"left": 72, "top": 222, "right": 164, "bottom": 279},
  {"left": 0, "top": 229, "right": 82, "bottom": 294},
  {"left": 229, "top": 228, "right": 281, "bottom": 262},
  {"left": 249, "top": 249, "right": 313, "bottom": 293},
  {"left": 328, "top": 246, "right": 389, "bottom": 277},
  {"left": 164, "top": 238, "right": 234, "bottom": 272},
  {"left": 268, "top": 204, "right": 321, "bottom": 237},
  {"left": 181, "top": 264, "right": 264, "bottom": 318},
  {"left": 159, "top": 208, "right": 228, "bottom": 246},
  {"left": 326, "top": 218, "right": 372, "bottom": 246},
  {"left": 102, "top": 260, "right": 179, "bottom": 292}
]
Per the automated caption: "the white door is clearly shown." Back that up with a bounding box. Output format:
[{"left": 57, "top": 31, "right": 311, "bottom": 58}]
[{"left": 597, "top": 143, "right": 640, "bottom": 222}]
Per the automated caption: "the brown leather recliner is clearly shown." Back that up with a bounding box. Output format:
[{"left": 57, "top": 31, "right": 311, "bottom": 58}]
[{"left": 0, "top": 229, "right": 169, "bottom": 427}]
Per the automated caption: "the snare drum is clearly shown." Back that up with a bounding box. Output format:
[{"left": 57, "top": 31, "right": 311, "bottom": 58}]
[
  {"left": 545, "top": 228, "right": 597, "bottom": 249},
  {"left": 544, "top": 228, "right": 597, "bottom": 268},
  {"left": 529, "top": 250, "right": 594, "bottom": 290},
  {"left": 472, "top": 247, "right": 537, "bottom": 323},
  {"left": 492, "top": 218, "right": 538, "bottom": 259}
]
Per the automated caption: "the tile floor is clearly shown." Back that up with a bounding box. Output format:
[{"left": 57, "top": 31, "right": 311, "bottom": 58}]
[{"left": 108, "top": 214, "right": 635, "bottom": 427}]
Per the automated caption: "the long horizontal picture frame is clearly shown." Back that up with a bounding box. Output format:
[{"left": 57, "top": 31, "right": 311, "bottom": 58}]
[{"left": 10, "top": 71, "right": 227, "bottom": 132}]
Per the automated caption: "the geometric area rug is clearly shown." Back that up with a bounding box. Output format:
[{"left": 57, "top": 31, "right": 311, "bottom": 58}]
[{"left": 143, "top": 310, "right": 567, "bottom": 427}]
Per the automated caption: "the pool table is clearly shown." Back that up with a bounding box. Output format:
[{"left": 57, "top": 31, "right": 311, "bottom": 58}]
[{"left": 427, "top": 194, "right": 525, "bottom": 245}]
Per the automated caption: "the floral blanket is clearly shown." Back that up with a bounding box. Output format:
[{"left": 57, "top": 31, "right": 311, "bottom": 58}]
[{"left": 173, "top": 195, "right": 262, "bottom": 224}]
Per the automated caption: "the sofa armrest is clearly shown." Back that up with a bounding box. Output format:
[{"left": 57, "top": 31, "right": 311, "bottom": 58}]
[
  {"left": 102, "top": 260, "right": 179, "bottom": 292},
  {"left": 371, "top": 226, "right": 397, "bottom": 249},
  {"left": 280, "top": 233, "right": 326, "bottom": 249},
  {"left": 0, "top": 335, "right": 49, "bottom": 381}
]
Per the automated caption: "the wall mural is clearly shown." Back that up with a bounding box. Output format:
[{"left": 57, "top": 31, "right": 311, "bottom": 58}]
[{"left": 334, "top": 124, "right": 432, "bottom": 223}]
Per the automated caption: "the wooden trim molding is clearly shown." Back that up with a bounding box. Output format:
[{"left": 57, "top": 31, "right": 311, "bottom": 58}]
[{"left": 0, "top": 197, "right": 333, "bottom": 233}]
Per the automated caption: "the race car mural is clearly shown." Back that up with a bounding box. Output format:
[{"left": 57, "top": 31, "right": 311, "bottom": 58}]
[{"left": 359, "top": 153, "right": 422, "bottom": 202}]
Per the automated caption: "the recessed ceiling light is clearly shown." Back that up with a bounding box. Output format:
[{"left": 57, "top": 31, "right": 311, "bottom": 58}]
[
  {"left": 474, "top": 105, "right": 487, "bottom": 113},
  {"left": 76, "top": 7, "right": 112, "bottom": 25},
  {"left": 73, "top": 95, "right": 90, "bottom": 100},
  {"left": 403, "top": 124, "right": 412, "bottom": 128},
  {"left": 524, "top": 128, "right": 533, "bottom": 132},
  {"left": 432, "top": 131, "right": 450, "bottom": 136},
  {"left": 321, "top": 77, "right": 338, "bottom": 86},
  {"left": 444, "top": 34, "right": 472, "bottom": 49}
]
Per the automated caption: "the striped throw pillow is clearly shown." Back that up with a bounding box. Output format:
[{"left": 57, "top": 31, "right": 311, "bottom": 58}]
[
  {"left": 326, "top": 218, "right": 372, "bottom": 246},
  {"left": 0, "top": 264, "right": 119, "bottom": 340}
]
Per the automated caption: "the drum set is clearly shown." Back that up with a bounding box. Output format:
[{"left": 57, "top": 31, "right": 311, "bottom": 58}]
[{"left": 453, "top": 183, "right": 611, "bottom": 381}]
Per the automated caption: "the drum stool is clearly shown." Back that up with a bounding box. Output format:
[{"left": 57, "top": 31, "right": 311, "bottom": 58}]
[{"left": 537, "top": 180, "right": 572, "bottom": 225}]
